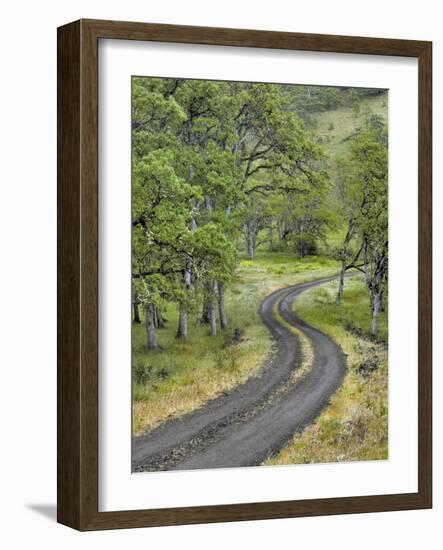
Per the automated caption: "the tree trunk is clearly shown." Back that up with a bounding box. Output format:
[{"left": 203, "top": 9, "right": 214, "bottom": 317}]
[
  {"left": 176, "top": 267, "right": 191, "bottom": 339},
  {"left": 217, "top": 281, "right": 228, "bottom": 329},
  {"left": 369, "top": 249, "right": 387, "bottom": 338},
  {"left": 243, "top": 224, "right": 252, "bottom": 259},
  {"left": 336, "top": 258, "right": 346, "bottom": 306},
  {"left": 251, "top": 229, "right": 257, "bottom": 258},
  {"left": 133, "top": 301, "right": 141, "bottom": 323},
  {"left": 201, "top": 298, "right": 211, "bottom": 324},
  {"left": 155, "top": 307, "right": 165, "bottom": 328},
  {"left": 201, "top": 280, "right": 211, "bottom": 324},
  {"left": 209, "top": 281, "right": 217, "bottom": 337},
  {"left": 371, "top": 291, "right": 381, "bottom": 337},
  {"left": 145, "top": 303, "right": 158, "bottom": 350},
  {"left": 132, "top": 284, "right": 141, "bottom": 323},
  {"left": 336, "top": 221, "right": 354, "bottom": 306},
  {"left": 248, "top": 240, "right": 254, "bottom": 260},
  {"left": 363, "top": 238, "right": 370, "bottom": 289},
  {"left": 176, "top": 303, "right": 187, "bottom": 339},
  {"left": 268, "top": 225, "right": 274, "bottom": 252},
  {"left": 243, "top": 221, "right": 257, "bottom": 260}
]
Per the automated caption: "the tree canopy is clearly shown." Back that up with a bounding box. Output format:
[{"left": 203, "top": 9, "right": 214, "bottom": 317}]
[{"left": 132, "top": 77, "right": 388, "bottom": 346}]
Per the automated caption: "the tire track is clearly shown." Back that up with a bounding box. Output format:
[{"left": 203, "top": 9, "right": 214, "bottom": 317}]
[{"left": 132, "top": 274, "right": 350, "bottom": 472}]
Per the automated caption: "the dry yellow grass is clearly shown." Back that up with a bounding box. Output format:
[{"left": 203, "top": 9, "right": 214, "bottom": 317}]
[{"left": 132, "top": 322, "right": 271, "bottom": 435}]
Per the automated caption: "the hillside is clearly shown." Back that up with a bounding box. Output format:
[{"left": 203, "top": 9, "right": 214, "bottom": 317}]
[{"left": 310, "top": 91, "right": 388, "bottom": 159}]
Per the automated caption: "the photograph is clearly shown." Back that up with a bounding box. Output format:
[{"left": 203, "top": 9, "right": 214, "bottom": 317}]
[{"left": 130, "top": 77, "right": 389, "bottom": 472}]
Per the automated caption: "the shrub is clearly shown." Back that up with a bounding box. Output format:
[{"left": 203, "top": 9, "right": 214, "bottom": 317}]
[
  {"left": 133, "top": 361, "right": 153, "bottom": 385},
  {"left": 133, "top": 361, "right": 171, "bottom": 385}
]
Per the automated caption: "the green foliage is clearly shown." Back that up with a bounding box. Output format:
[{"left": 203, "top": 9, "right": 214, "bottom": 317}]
[
  {"left": 131, "top": 75, "right": 388, "bottom": 343},
  {"left": 131, "top": 76, "right": 333, "bottom": 334},
  {"left": 133, "top": 361, "right": 170, "bottom": 387},
  {"left": 283, "top": 85, "right": 385, "bottom": 121}
]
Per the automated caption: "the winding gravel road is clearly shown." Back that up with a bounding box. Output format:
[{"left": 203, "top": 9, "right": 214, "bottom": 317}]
[{"left": 132, "top": 274, "right": 350, "bottom": 472}]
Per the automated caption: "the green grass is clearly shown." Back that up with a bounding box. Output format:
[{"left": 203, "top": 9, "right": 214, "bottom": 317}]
[
  {"left": 296, "top": 276, "right": 388, "bottom": 342},
  {"left": 132, "top": 251, "right": 340, "bottom": 435},
  {"left": 265, "top": 275, "right": 388, "bottom": 466},
  {"left": 236, "top": 252, "right": 339, "bottom": 294},
  {"left": 312, "top": 92, "right": 388, "bottom": 159}
]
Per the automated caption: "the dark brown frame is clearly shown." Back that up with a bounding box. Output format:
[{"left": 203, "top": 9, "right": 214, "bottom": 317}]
[{"left": 57, "top": 18, "right": 432, "bottom": 531}]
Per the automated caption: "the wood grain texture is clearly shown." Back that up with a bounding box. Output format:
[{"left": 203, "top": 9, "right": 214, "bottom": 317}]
[
  {"left": 84, "top": 18, "right": 429, "bottom": 56},
  {"left": 417, "top": 42, "right": 432, "bottom": 506},
  {"left": 57, "top": 20, "right": 81, "bottom": 528},
  {"left": 57, "top": 19, "right": 432, "bottom": 531}
]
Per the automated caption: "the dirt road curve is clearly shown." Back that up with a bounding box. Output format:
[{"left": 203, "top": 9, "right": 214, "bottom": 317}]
[{"left": 132, "top": 274, "right": 348, "bottom": 472}]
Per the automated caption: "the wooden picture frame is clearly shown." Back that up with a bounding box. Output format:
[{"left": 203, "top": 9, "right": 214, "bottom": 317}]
[{"left": 57, "top": 19, "right": 432, "bottom": 530}]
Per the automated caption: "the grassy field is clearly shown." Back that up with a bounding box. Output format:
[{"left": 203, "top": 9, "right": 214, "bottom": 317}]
[
  {"left": 312, "top": 92, "right": 388, "bottom": 159},
  {"left": 265, "top": 276, "right": 388, "bottom": 466},
  {"left": 298, "top": 276, "right": 388, "bottom": 341},
  {"left": 132, "top": 251, "right": 340, "bottom": 435}
]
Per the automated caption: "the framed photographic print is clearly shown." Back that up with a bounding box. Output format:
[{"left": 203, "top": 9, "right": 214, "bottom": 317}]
[{"left": 57, "top": 19, "right": 432, "bottom": 530}]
